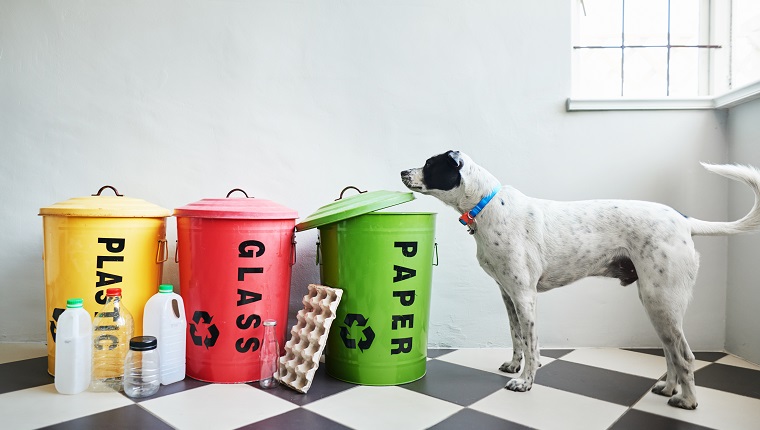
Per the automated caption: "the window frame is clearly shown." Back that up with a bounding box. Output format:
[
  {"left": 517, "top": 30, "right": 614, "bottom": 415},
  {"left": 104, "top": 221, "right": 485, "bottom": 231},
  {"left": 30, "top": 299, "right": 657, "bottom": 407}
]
[{"left": 567, "top": 0, "right": 760, "bottom": 111}]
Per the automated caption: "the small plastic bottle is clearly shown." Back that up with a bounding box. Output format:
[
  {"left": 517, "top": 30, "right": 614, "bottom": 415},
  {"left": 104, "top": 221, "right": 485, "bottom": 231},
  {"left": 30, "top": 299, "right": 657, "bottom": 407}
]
[
  {"left": 91, "top": 288, "right": 134, "bottom": 392},
  {"left": 259, "top": 319, "right": 280, "bottom": 389},
  {"left": 55, "top": 298, "right": 92, "bottom": 394},
  {"left": 143, "top": 284, "right": 187, "bottom": 385},
  {"left": 123, "top": 336, "right": 160, "bottom": 398}
]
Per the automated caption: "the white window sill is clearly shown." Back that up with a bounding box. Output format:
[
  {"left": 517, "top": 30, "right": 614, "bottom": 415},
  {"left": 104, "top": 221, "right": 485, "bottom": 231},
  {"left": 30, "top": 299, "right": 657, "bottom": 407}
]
[{"left": 566, "top": 80, "right": 760, "bottom": 111}]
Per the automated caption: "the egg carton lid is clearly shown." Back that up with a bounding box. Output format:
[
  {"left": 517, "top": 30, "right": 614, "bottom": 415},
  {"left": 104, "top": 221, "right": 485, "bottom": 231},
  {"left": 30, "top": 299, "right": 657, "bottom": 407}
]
[{"left": 279, "top": 284, "right": 343, "bottom": 394}]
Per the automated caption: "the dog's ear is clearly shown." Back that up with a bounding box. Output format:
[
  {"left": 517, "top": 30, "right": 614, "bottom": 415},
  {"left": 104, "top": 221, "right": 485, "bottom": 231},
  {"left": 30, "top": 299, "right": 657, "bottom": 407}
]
[{"left": 446, "top": 150, "right": 463, "bottom": 170}]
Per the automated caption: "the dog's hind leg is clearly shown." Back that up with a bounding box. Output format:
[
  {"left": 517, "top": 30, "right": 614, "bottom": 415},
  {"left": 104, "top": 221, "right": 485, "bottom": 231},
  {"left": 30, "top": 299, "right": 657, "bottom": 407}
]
[
  {"left": 638, "top": 274, "right": 698, "bottom": 409},
  {"left": 499, "top": 289, "right": 524, "bottom": 373}
]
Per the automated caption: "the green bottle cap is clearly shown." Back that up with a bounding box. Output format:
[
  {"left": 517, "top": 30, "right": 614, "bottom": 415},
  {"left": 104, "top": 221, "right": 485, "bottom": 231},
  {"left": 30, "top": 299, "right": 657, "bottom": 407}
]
[
  {"left": 158, "top": 284, "right": 174, "bottom": 293},
  {"left": 66, "top": 298, "right": 84, "bottom": 308}
]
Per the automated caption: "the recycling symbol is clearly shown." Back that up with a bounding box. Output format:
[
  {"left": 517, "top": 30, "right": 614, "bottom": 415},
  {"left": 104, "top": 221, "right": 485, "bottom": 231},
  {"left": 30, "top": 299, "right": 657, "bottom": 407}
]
[
  {"left": 49, "top": 307, "right": 66, "bottom": 343},
  {"left": 190, "top": 310, "right": 220, "bottom": 349},
  {"left": 340, "top": 313, "right": 375, "bottom": 352}
]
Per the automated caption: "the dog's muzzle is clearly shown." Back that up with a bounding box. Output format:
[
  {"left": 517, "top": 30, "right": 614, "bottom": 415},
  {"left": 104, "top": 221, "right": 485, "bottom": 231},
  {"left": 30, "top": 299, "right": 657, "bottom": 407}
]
[{"left": 400, "top": 170, "right": 422, "bottom": 191}]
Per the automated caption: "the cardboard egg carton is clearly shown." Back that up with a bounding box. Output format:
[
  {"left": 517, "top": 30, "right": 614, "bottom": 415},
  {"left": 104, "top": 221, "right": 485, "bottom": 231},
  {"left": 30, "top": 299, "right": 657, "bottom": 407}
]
[{"left": 279, "top": 284, "right": 343, "bottom": 393}]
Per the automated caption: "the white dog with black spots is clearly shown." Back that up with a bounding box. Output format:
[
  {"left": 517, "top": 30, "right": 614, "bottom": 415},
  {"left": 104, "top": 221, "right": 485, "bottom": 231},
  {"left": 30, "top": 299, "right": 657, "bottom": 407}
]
[{"left": 401, "top": 150, "right": 760, "bottom": 410}]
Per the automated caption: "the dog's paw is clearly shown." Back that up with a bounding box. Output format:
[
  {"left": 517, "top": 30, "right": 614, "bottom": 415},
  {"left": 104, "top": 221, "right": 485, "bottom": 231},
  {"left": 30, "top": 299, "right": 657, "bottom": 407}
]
[
  {"left": 667, "top": 394, "right": 697, "bottom": 410},
  {"left": 499, "top": 361, "right": 521, "bottom": 374},
  {"left": 651, "top": 381, "right": 678, "bottom": 397},
  {"left": 505, "top": 378, "right": 532, "bottom": 392}
]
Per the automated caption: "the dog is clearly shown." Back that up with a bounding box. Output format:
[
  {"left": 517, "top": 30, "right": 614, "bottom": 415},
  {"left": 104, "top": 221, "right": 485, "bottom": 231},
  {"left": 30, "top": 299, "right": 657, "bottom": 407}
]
[{"left": 401, "top": 150, "right": 760, "bottom": 410}]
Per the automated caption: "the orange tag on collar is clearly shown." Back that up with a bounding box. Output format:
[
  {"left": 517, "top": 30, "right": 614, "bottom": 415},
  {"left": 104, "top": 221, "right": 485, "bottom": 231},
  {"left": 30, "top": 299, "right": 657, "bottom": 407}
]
[{"left": 459, "top": 212, "right": 475, "bottom": 226}]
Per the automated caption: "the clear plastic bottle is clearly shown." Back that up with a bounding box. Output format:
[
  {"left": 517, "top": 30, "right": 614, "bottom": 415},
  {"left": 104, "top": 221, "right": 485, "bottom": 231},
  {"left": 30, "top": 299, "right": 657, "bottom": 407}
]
[
  {"left": 143, "top": 284, "right": 186, "bottom": 385},
  {"left": 259, "top": 319, "right": 280, "bottom": 389},
  {"left": 55, "top": 298, "right": 92, "bottom": 394},
  {"left": 91, "top": 288, "right": 134, "bottom": 392},
  {"left": 123, "top": 336, "right": 160, "bottom": 398}
]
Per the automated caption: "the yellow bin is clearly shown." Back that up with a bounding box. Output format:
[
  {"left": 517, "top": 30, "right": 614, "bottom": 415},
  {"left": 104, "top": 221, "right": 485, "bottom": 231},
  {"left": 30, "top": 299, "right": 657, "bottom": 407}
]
[{"left": 39, "top": 186, "right": 171, "bottom": 375}]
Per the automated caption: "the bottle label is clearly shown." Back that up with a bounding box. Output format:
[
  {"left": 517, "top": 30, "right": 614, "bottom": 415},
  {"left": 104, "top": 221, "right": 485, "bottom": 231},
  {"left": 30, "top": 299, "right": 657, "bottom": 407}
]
[
  {"left": 94, "top": 334, "right": 120, "bottom": 350},
  {"left": 96, "top": 311, "right": 120, "bottom": 322}
]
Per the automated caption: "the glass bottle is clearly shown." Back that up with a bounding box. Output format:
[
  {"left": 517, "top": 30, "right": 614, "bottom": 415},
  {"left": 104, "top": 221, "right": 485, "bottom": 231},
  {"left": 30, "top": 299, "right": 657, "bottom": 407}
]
[{"left": 259, "top": 320, "right": 279, "bottom": 389}]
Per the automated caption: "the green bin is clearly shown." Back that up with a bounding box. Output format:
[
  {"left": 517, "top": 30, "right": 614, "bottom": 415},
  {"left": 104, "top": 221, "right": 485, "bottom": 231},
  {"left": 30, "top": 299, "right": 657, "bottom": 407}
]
[{"left": 296, "top": 187, "right": 436, "bottom": 385}]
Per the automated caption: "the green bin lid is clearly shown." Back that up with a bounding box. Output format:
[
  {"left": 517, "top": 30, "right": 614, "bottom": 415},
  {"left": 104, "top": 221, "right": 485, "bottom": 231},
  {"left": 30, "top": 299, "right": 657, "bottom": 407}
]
[{"left": 296, "top": 186, "right": 414, "bottom": 231}]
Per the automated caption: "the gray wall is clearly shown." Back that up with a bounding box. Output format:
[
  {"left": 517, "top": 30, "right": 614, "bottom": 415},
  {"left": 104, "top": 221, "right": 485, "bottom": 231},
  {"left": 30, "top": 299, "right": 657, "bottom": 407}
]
[{"left": 727, "top": 97, "right": 760, "bottom": 364}]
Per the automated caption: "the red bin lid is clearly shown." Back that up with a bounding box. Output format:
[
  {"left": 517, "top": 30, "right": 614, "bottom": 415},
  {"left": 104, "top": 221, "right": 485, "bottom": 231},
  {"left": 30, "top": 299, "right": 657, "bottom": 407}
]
[{"left": 174, "top": 189, "right": 298, "bottom": 220}]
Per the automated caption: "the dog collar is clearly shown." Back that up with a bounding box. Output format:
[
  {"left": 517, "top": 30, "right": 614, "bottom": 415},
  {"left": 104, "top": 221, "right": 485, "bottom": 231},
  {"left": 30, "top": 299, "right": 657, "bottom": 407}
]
[{"left": 459, "top": 185, "right": 502, "bottom": 227}]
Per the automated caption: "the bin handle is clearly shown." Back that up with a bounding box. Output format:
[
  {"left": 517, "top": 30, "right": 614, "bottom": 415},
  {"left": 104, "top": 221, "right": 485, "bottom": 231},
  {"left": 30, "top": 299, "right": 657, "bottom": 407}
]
[
  {"left": 174, "top": 240, "right": 179, "bottom": 263},
  {"left": 335, "top": 186, "right": 366, "bottom": 201},
  {"left": 156, "top": 239, "right": 169, "bottom": 263},
  {"left": 315, "top": 239, "right": 321, "bottom": 265},
  {"left": 433, "top": 242, "right": 439, "bottom": 266},
  {"left": 226, "top": 188, "right": 251, "bottom": 198},
  {"left": 291, "top": 229, "right": 297, "bottom": 266},
  {"left": 92, "top": 185, "right": 123, "bottom": 197}
]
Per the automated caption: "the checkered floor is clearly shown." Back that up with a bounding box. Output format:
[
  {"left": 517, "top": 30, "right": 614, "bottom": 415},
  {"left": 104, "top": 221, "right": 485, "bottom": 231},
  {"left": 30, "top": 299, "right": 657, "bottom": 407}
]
[{"left": 2, "top": 344, "right": 760, "bottom": 429}]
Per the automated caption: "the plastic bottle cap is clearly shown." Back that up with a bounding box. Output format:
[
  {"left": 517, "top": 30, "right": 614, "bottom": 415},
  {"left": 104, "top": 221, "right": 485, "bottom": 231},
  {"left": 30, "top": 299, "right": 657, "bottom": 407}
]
[
  {"left": 129, "top": 336, "right": 158, "bottom": 351},
  {"left": 158, "top": 284, "right": 174, "bottom": 293},
  {"left": 106, "top": 288, "right": 122, "bottom": 297},
  {"left": 263, "top": 320, "right": 277, "bottom": 327},
  {"left": 66, "top": 298, "right": 84, "bottom": 308}
]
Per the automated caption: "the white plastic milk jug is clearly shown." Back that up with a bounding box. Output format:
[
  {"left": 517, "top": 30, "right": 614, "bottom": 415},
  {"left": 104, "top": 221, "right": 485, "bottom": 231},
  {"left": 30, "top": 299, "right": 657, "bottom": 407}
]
[
  {"left": 143, "top": 284, "right": 187, "bottom": 385},
  {"left": 54, "top": 298, "right": 92, "bottom": 394}
]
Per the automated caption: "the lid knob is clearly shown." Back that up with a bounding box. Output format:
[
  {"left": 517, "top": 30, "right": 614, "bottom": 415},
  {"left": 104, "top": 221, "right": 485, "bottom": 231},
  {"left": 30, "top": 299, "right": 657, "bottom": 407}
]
[
  {"left": 335, "top": 186, "right": 366, "bottom": 201},
  {"left": 92, "top": 185, "right": 123, "bottom": 197},
  {"left": 226, "top": 189, "right": 251, "bottom": 198}
]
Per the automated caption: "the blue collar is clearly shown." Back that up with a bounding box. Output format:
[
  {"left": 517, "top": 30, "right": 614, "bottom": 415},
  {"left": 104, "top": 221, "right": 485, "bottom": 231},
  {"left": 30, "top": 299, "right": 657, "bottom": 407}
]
[{"left": 459, "top": 185, "right": 502, "bottom": 227}]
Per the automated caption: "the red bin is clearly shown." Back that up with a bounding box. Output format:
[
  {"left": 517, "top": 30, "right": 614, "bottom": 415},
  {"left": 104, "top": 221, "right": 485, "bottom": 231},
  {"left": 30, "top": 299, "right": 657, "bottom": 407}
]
[{"left": 174, "top": 189, "right": 298, "bottom": 383}]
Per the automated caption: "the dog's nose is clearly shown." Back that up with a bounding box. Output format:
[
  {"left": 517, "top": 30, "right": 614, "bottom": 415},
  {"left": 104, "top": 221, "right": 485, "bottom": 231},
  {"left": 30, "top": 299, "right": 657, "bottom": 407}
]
[{"left": 400, "top": 170, "right": 412, "bottom": 185}]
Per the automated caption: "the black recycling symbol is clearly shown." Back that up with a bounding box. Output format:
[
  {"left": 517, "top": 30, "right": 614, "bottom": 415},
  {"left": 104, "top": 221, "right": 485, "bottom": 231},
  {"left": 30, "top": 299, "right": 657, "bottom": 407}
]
[
  {"left": 340, "top": 313, "right": 375, "bottom": 352},
  {"left": 49, "top": 307, "right": 66, "bottom": 343},
  {"left": 190, "top": 310, "right": 219, "bottom": 349}
]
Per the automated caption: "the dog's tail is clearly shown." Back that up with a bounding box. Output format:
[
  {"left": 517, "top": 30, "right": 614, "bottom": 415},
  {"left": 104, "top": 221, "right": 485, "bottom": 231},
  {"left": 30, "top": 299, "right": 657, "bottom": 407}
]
[{"left": 689, "top": 163, "right": 760, "bottom": 236}]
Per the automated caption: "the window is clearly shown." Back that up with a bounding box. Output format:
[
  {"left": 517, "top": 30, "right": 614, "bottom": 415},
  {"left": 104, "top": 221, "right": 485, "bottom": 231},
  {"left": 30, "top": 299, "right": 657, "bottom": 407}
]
[
  {"left": 732, "top": 0, "right": 760, "bottom": 89},
  {"left": 572, "top": 0, "right": 760, "bottom": 103},
  {"left": 572, "top": 0, "right": 721, "bottom": 98}
]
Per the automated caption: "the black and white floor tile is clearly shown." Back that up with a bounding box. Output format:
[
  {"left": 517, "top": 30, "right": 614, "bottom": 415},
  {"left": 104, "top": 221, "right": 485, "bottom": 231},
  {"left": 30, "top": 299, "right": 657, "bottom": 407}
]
[{"left": 1, "top": 344, "right": 759, "bottom": 429}]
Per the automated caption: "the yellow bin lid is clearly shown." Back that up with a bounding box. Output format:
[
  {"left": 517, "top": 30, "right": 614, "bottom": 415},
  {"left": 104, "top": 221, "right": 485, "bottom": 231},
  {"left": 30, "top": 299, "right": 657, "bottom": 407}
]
[{"left": 39, "top": 185, "right": 171, "bottom": 218}]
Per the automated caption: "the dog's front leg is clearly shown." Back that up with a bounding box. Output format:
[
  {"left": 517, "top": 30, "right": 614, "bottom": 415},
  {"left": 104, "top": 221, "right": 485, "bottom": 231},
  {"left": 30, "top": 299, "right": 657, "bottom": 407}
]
[
  {"left": 499, "top": 289, "right": 523, "bottom": 373},
  {"left": 504, "top": 292, "right": 539, "bottom": 392}
]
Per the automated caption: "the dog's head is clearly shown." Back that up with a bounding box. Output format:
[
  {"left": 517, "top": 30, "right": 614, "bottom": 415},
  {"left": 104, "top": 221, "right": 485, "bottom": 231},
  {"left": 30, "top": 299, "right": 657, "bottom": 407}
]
[
  {"left": 401, "top": 150, "right": 496, "bottom": 212},
  {"left": 400, "top": 150, "right": 464, "bottom": 194}
]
